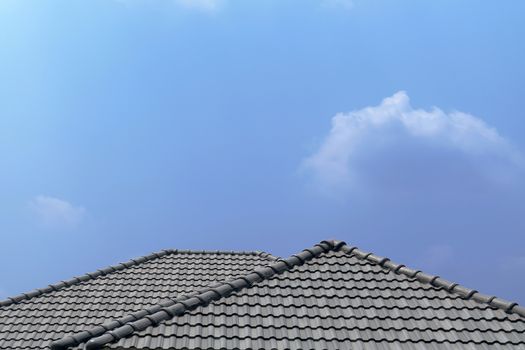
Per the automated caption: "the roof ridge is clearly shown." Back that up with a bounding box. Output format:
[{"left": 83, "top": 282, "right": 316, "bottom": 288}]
[
  {"left": 169, "top": 249, "right": 279, "bottom": 260},
  {"left": 254, "top": 250, "right": 281, "bottom": 261},
  {"left": 332, "top": 240, "right": 525, "bottom": 318},
  {"left": 49, "top": 240, "right": 337, "bottom": 350},
  {"left": 0, "top": 249, "right": 174, "bottom": 308}
]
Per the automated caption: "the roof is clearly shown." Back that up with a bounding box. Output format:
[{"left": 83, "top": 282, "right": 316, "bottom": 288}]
[
  {"left": 1, "top": 240, "right": 524, "bottom": 350},
  {"left": 0, "top": 249, "right": 277, "bottom": 349}
]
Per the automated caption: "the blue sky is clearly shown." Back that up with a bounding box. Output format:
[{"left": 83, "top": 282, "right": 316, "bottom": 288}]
[{"left": 1, "top": 0, "right": 524, "bottom": 303}]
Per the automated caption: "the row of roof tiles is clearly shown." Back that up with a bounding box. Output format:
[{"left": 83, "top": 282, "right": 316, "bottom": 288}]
[
  {"left": 0, "top": 250, "right": 276, "bottom": 309},
  {"left": 42, "top": 240, "right": 524, "bottom": 350},
  {"left": 1, "top": 239, "right": 523, "bottom": 350}
]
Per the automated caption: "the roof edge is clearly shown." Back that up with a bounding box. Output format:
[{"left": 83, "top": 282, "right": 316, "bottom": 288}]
[
  {"left": 0, "top": 249, "right": 174, "bottom": 308},
  {"left": 50, "top": 240, "right": 336, "bottom": 350},
  {"left": 334, "top": 241, "right": 525, "bottom": 318}
]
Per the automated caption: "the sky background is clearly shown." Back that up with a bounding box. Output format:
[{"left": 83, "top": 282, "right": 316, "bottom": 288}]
[{"left": 1, "top": 0, "right": 524, "bottom": 303}]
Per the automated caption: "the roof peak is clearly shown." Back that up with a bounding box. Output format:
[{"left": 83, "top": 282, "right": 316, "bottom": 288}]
[{"left": 0, "top": 248, "right": 278, "bottom": 309}]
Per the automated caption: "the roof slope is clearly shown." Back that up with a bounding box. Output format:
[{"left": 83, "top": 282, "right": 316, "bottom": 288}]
[
  {"left": 81, "top": 241, "right": 525, "bottom": 350},
  {"left": 1, "top": 240, "right": 524, "bottom": 350},
  {"left": 0, "top": 249, "right": 276, "bottom": 350}
]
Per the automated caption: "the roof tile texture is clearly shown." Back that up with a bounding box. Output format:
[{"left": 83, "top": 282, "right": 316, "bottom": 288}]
[
  {"left": 0, "top": 251, "right": 274, "bottom": 350},
  {"left": 110, "top": 249, "right": 525, "bottom": 350},
  {"left": 1, "top": 241, "right": 524, "bottom": 350}
]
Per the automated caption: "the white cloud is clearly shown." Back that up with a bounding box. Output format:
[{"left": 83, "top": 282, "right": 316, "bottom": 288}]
[
  {"left": 28, "top": 195, "right": 86, "bottom": 230},
  {"left": 302, "top": 91, "right": 523, "bottom": 193}
]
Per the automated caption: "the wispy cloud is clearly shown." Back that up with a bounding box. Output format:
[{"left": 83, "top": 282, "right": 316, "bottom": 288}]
[
  {"left": 28, "top": 195, "right": 86, "bottom": 230},
  {"left": 302, "top": 91, "right": 523, "bottom": 194}
]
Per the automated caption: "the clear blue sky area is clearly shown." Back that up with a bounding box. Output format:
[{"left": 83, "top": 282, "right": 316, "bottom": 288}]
[{"left": 1, "top": 0, "right": 524, "bottom": 303}]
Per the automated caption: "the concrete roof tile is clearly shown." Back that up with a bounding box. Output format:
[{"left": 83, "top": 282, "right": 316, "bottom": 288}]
[{"left": 2, "top": 240, "right": 524, "bottom": 350}]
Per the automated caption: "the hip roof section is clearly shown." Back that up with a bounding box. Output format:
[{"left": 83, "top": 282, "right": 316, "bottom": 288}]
[{"left": 0, "top": 249, "right": 276, "bottom": 350}]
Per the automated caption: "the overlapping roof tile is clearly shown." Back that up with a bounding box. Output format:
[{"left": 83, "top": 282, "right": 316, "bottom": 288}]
[
  {"left": 1, "top": 240, "right": 524, "bottom": 350},
  {"left": 0, "top": 249, "right": 276, "bottom": 350}
]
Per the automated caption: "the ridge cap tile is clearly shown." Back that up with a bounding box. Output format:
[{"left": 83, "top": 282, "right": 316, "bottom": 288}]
[{"left": 168, "top": 248, "right": 279, "bottom": 261}]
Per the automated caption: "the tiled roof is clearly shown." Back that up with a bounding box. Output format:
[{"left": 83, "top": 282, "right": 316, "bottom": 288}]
[
  {"left": 1, "top": 240, "right": 524, "bottom": 350},
  {"left": 0, "top": 249, "right": 277, "bottom": 350}
]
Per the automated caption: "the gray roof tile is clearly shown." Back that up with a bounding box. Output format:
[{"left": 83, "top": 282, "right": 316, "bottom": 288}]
[
  {"left": 1, "top": 240, "right": 524, "bottom": 350},
  {"left": 102, "top": 245, "right": 525, "bottom": 350},
  {"left": 0, "top": 250, "right": 275, "bottom": 349}
]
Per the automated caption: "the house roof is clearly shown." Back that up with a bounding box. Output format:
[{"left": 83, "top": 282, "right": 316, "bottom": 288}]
[
  {"left": 1, "top": 240, "right": 524, "bottom": 350},
  {"left": 0, "top": 249, "right": 276, "bottom": 349}
]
